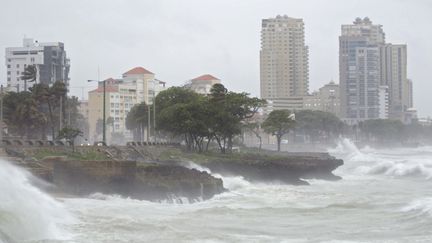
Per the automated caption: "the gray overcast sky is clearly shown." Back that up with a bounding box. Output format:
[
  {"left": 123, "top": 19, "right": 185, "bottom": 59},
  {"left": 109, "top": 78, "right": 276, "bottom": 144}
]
[{"left": 1, "top": 0, "right": 431, "bottom": 116}]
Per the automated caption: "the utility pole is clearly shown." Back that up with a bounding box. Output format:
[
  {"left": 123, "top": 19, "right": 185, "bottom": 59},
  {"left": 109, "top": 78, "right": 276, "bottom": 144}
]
[
  {"left": 102, "top": 80, "right": 106, "bottom": 144},
  {"left": 88, "top": 78, "right": 106, "bottom": 145},
  {"left": 153, "top": 80, "right": 156, "bottom": 143},
  {"left": 59, "top": 96, "right": 63, "bottom": 131},
  {"left": 0, "top": 85, "right": 3, "bottom": 148},
  {"left": 147, "top": 102, "right": 151, "bottom": 142}
]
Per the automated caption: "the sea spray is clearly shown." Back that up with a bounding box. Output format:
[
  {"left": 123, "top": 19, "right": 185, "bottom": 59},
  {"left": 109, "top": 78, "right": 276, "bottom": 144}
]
[
  {"left": 329, "top": 138, "right": 432, "bottom": 180},
  {"left": 180, "top": 160, "right": 250, "bottom": 191},
  {"left": 0, "top": 160, "right": 73, "bottom": 242},
  {"left": 401, "top": 197, "right": 432, "bottom": 217}
]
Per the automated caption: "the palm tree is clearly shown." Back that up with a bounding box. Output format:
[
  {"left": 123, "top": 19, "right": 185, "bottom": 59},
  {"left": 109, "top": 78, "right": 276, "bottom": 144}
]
[{"left": 21, "top": 65, "right": 37, "bottom": 91}]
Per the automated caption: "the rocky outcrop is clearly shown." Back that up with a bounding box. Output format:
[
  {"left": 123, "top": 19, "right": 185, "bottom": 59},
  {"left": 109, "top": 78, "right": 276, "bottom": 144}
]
[
  {"left": 51, "top": 160, "right": 224, "bottom": 201},
  {"left": 200, "top": 153, "right": 343, "bottom": 185}
]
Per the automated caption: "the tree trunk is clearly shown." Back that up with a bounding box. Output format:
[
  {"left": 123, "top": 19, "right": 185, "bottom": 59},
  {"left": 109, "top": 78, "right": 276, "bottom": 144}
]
[
  {"left": 227, "top": 136, "right": 233, "bottom": 153},
  {"left": 205, "top": 135, "right": 213, "bottom": 151},
  {"left": 258, "top": 136, "right": 262, "bottom": 151},
  {"left": 47, "top": 102, "right": 55, "bottom": 139},
  {"left": 215, "top": 136, "right": 223, "bottom": 153},
  {"left": 276, "top": 134, "right": 281, "bottom": 152}
]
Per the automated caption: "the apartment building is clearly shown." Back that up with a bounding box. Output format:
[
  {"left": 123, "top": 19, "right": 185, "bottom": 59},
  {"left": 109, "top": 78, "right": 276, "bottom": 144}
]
[
  {"left": 260, "top": 15, "right": 309, "bottom": 107},
  {"left": 5, "top": 38, "right": 70, "bottom": 91},
  {"left": 187, "top": 74, "right": 221, "bottom": 95},
  {"left": 339, "top": 17, "right": 414, "bottom": 124},
  {"left": 303, "top": 81, "right": 340, "bottom": 117},
  {"left": 87, "top": 67, "right": 166, "bottom": 143}
]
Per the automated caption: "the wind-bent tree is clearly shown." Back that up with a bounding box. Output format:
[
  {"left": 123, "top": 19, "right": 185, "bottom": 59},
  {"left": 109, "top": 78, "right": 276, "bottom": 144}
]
[
  {"left": 294, "top": 110, "right": 344, "bottom": 143},
  {"left": 262, "top": 110, "right": 295, "bottom": 152},
  {"left": 29, "top": 81, "right": 67, "bottom": 139},
  {"left": 21, "top": 65, "right": 37, "bottom": 90},
  {"left": 360, "top": 119, "right": 405, "bottom": 143},
  {"left": 106, "top": 117, "right": 115, "bottom": 133},
  {"left": 3, "top": 91, "right": 47, "bottom": 138},
  {"left": 154, "top": 84, "right": 265, "bottom": 153},
  {"left": 243, "top": 120, "right": 263, "bottom": 151},
  {"left": 2, "top": 81, "right": 81, "bottom": 140},
  {"left": 95, "top": 118, "right": 103, "bottom": 141},
  {"left": 57, "top": 127, "right": 83, "bottom": 152},
  {"left": 125, "top": 102, "right": 148, "bottom": 141},
  {"left": 208, "top": 84, "right": 266, "bottom": 153}
]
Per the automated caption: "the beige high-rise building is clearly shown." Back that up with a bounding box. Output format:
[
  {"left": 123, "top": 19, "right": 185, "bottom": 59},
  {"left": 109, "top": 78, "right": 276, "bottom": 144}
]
[
  {"left": 380, "top": 44, "right": 410, "bottom": 120},
  {"left": 260, "top": 15, "right": 309, "bottom": 102}
]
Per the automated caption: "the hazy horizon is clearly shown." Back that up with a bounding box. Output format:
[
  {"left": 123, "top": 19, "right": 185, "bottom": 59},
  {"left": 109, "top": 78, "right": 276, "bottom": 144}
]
[{"left": 1, "top": 0, "right": 431, "bottom": 117}]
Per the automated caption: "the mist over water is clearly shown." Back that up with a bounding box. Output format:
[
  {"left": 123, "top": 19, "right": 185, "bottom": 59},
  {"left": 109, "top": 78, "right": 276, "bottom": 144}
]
[{"left": 1, "top": 140, "right": 432, "bottom": 242}]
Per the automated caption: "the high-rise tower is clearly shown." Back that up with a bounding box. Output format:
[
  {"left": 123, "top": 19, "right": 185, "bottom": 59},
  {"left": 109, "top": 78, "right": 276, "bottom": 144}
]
[
  {"left": 339, "top": 17, "right": 413, "bottom": 124},
  {"left": 339, "top": 17, "right": 385, "bottom": 124},
  {"left": 260, "top": 15, "right": 309, "bottom": 102}
]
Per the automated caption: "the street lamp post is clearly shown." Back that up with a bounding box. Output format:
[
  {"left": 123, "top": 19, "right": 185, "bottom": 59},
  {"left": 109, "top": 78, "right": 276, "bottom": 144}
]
[
  {"left": 0, "top": 85, "right": 3, "bottom": 148},
  {"left": 88, "top": 79, "right": 106, "bottom": 144},
  {"left": 152, "top": 79, "right": 157, "bottom": 143}
]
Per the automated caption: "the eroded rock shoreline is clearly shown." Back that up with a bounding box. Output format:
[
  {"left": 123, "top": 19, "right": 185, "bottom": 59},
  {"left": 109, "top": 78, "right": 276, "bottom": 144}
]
[{"left": 3, "top": 145, "right": 343, "bottom": 201}]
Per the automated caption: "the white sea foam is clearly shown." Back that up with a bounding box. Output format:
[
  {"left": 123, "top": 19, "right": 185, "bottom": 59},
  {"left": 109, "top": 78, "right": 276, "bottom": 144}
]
[
  {"left": 0, "top": 160, "right": 74, "bottom": 242},
  {"left": 401, "top": 198, "right": 432, "bottom": 217},
  {"left": 180, "top": 160, "right": 251, "bottom": 191}
]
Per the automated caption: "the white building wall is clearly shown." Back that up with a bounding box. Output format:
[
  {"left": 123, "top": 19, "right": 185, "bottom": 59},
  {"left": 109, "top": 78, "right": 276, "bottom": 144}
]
[{"left": 378, "top": 85, "right": 389, "bottom": 119}]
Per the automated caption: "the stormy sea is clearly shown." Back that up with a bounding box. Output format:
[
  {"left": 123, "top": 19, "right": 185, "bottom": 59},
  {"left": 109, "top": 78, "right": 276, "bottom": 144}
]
[{"left": 1, "top": 139, "right": 431, "bottom": 243}]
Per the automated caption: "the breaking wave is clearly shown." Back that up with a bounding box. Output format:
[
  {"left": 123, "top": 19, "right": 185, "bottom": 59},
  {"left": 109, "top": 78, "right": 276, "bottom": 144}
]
[
  {"left": 0, "top": 160, "right": 73, "bottom": 242},
  {"left": 330, "top": 138, "right": 432, "bottom": 180},
  {"left": 401, "top": 198, "right": 432, "bottom": 217}
]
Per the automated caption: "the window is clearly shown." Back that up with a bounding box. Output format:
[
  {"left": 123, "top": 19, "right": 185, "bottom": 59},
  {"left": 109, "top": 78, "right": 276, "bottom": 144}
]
[
  {"left": 30, "top": 57, "right": 35, "bottom": 62},
  {"left": 16, "top": 64, "right": 19, "bottom": 68},
  {"left": 7, "top": 71, "right": 10, "bottom": 75},
  {"left": 7, "top": 65, "right": 10, "bottom": 68}
]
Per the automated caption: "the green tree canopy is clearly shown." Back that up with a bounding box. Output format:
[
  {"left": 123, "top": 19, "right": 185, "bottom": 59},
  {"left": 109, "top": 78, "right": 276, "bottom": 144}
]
[
  {"left": 125, "top": 102, "right": 148, "bottom": 141},
  {"left": 294, "top": 110, "right": 344, "bottom": 142},
  {"left": 262, "top": 110, "right": 295, "bottom": 152},
  {"left": 57, "top": 126, "right": 83, "bottom": 152}
]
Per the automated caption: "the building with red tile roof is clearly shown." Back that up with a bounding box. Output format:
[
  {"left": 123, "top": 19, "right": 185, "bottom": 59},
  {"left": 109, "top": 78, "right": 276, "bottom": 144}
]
[
  {"left": 123, "top": 67, "right": 154, "bottom": 76},
  {"left": 188, "top": 74, "right": 221, "bottom": 95},
  {"left": 87, "top": 66, "right": 166, "bottom": 144}
]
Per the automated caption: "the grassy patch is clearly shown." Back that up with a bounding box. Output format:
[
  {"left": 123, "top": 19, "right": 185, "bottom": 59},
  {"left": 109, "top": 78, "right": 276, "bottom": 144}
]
[
  {"left": 32, "top": 148, "right": 109, "bottom": 161},
  {"left": 156, "top": 147, "right": 290, "bottom": 165}
]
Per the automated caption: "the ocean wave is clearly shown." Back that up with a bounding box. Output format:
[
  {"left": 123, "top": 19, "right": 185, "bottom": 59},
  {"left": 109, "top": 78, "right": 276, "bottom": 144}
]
[
  {"left": 0, "top": 160, "right": 74, "bottom": 242},
  {"left": 401, "top": 198, "right": 432, "bottom": 217},
  {"left": 355, "top": 159, "right": 432, "bottom": 179},
  {"left": 180, "top": 161, "right": 251, "bottom": 192}
]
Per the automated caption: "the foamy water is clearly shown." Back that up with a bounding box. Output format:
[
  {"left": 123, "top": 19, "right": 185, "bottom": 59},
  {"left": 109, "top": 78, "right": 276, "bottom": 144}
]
[{"left": 1, "top": 140, "right": 432, "bottom": 242}]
